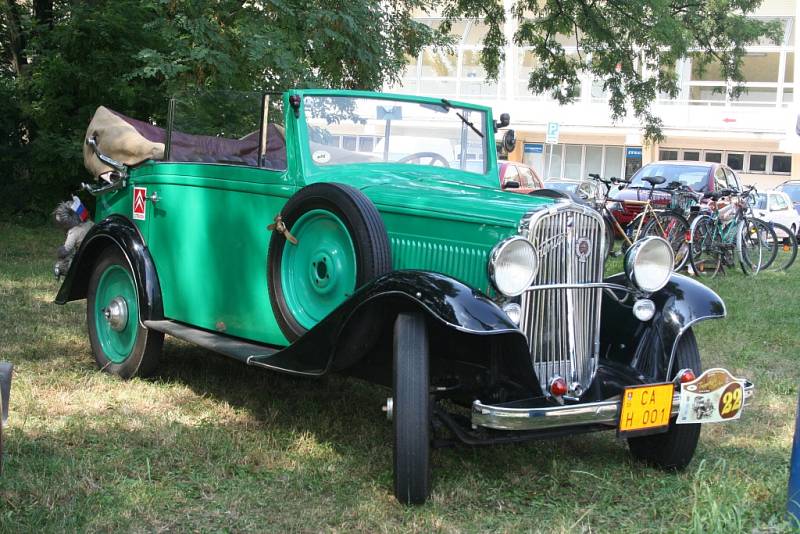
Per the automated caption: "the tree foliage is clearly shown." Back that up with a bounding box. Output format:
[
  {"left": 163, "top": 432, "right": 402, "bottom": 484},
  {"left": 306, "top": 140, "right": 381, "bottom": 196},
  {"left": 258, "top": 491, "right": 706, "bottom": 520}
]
[
  {"left": 0, "top": 0, "right": 782, "bottom": 217},
  {"left": 0, "top": 0, "right": 442, "bottom": 216},
  {"left": 441, "top": 0, "right": 782, "bottom": 141}
]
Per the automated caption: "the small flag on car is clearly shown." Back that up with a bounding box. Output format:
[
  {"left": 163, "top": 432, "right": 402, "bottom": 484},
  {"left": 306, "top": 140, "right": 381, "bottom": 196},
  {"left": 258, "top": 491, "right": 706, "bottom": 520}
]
[{"left": 70, "top": 195, "right": 89, "bottom": 222}]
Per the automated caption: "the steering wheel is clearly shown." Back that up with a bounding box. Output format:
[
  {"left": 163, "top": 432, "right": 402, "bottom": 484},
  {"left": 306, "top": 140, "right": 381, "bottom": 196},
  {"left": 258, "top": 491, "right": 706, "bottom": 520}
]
[{"left": 397, "top": 152, "right": 450, "bottom": 167}]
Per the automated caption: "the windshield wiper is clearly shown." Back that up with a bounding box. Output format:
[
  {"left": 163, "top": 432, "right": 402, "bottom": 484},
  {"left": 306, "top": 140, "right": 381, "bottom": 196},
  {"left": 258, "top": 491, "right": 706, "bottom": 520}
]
[{"left": 441, "top": 98, "right": 484, "bottom": 138}]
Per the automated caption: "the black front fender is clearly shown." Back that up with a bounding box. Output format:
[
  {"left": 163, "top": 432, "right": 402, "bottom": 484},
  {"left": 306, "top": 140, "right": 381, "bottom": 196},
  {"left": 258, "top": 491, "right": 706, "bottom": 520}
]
[
  {"left": 54, "top": 215, "right": 163, "bottom": 323},
  {"left": 600, "top": 272, "right": 726, "bottom": 381},
  {"left": 262, "top": 271, "right": 533, "bottom": 386}
]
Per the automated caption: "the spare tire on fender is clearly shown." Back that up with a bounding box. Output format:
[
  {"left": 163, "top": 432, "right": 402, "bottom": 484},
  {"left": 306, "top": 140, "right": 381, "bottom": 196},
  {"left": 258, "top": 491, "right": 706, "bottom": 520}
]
[{"left": 267, "top": 182, "right": 392, "bottom": 342}]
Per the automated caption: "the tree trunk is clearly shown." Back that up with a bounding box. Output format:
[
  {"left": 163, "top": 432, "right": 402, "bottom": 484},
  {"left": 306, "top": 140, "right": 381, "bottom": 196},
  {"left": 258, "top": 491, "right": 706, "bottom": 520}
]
[
  {"left": 2, "top": 0, "right": 27, "bottom": 76},
  {"left": 32, "top": 0, "right": 53, "bottom": 29}
]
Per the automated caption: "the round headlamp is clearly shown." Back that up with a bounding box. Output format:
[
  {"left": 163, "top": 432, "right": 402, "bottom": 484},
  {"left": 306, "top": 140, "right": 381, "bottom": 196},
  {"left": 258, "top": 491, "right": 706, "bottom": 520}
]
[
  {"left": 488, "top": 237, "right": 538, "bottom": 296},
  {"left": 624, "top": 237, "right": 673, "bottom": 293}
]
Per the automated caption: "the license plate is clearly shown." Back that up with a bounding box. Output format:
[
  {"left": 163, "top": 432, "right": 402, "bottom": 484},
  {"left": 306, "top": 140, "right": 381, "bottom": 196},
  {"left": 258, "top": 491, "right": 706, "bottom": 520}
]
[{"left": 618, "top": 383, "right": 675, "bottom": 434}]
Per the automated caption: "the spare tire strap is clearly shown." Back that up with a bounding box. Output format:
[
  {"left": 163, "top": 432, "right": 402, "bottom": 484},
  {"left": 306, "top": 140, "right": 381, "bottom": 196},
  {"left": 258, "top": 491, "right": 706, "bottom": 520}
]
[{"left": 268, "top": 214, "right": 298, "bottom": 245}]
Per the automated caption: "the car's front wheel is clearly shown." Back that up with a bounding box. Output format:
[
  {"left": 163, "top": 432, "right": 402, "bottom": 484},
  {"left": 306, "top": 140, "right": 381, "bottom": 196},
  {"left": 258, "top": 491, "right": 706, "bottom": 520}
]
[
  {"left": 393, "top": 312, "right": 431, "bottom": 505},
  {"left": 627, "top": 329, "right": 701, "bottom": 469},
  {"left": 87, "top": 247, "right": 163, "bottom": 378}
]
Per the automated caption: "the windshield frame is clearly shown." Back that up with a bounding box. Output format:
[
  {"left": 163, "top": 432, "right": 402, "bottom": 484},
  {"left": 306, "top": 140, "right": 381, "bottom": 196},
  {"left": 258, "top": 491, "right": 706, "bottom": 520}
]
[{"left": 291, "top": 89, "right": 498, "bottom": 182}]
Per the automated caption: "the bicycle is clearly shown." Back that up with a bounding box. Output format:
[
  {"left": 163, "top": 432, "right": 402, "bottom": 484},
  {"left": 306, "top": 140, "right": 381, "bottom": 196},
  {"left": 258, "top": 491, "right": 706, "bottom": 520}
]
[
  {"left": 689, "top": 186, "right": 778, "bottom": 277},
  {"left": 764, "top": 222, "right": 798, "bottom": 271},
  {"left": 591, "top": 173, "right": 691, "bottom": 269}
]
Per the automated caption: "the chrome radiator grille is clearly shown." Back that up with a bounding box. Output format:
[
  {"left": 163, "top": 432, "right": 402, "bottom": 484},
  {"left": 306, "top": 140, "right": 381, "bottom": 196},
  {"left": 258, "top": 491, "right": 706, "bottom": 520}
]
[{"left": 518, "top": 205, "right": 605, "bottom": 395}]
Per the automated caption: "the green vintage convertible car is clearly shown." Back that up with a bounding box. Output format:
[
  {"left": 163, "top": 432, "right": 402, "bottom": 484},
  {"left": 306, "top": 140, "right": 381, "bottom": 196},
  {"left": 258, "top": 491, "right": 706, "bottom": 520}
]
[{"left": 57, "top": 89, "right": 752, "bottom": 504}]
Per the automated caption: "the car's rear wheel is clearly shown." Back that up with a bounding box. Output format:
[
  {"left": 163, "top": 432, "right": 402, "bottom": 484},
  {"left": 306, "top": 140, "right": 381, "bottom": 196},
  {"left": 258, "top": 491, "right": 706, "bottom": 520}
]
[
  {"left": 268, "top": 183, "right": 391, "bottom": 341},
  {"left": 393, "top": 312, "right": 431, "bottom": 505},
  {"left": 87, "top": 247, "right": 163, "bottom": 378},
  {"left": 627, "top": 329, "right": 701, "bottom": 469}
]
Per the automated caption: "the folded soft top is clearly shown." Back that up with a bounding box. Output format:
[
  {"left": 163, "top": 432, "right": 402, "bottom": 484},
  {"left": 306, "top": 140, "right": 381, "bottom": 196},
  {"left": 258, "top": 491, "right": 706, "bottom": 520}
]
[{"left": 83, "top": 106, "right": 286, "bottom": 178}]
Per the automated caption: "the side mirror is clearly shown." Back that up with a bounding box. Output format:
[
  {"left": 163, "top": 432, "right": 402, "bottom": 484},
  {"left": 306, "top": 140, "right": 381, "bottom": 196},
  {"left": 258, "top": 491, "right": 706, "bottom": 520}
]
[
  {"left": 503, "top": 180, "right": 521, "bottom": 189},
  {"left": 502, "top": 129, "right": 516, "bottom": 153},
  {"left": 493, "top": 113, "right": 511, "bottom": 132}
]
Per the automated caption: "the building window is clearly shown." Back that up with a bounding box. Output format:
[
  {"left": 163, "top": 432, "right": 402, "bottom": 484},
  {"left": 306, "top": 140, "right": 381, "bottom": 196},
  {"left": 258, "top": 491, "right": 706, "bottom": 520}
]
[
  {"left": 342, "top": 136, "right": 357, "bottom": 151},
  {"left": 727, "top": 153, "right": 744, "bottom": 170},
  {"left": 704, "top": 152, "right": 722, "bottom": 163},
  {"left": 564, "top": 145, "right": 582, "bottom": 178},
  {"left": 683, "top": 151, "right": 700, "bottom": 161},
  {"left": 748, "top": 153, "right": 767, "bottom": 172},
  {"left": 358, "top": 136, "right": 375, "bottom": 153},
  {"left": 604, "top": 147, "right": 624, "bottom": 179},
  {"left": 585, "top": 146, "right": 603, "bottom": 177},
  {"left": 659, "top": 150, "right": 679, "bottom": 160},
  {"left": 772, "top": 154, "right": 792, "bottom": 173}
]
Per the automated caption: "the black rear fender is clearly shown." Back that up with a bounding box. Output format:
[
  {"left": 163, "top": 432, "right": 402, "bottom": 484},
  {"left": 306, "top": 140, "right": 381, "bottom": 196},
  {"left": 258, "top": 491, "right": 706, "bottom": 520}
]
[{"left": 54, "top": 215, "right": 163, "bottom": 323}]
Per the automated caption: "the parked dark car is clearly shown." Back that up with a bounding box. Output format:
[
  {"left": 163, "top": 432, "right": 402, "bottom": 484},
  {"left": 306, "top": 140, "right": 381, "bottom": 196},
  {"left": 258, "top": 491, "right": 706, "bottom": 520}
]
[
  {"left": 776, "top": 180, "right": 800, "bottom": 215},
  {"left": 609, "top": 161, "right": 742, "bottom": 227},
  {"left": 499, "top": 161, "right": 544, "bottom": 194}
]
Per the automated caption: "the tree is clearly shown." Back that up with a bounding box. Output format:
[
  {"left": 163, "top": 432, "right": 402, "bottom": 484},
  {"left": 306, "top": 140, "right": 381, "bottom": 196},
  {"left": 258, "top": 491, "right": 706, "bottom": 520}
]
[
  {"left": 438, "top": 0, "right": 782, "bottom": 141},
  {"left": 0, "top": 0, "right": 444, "bottom": 215}
]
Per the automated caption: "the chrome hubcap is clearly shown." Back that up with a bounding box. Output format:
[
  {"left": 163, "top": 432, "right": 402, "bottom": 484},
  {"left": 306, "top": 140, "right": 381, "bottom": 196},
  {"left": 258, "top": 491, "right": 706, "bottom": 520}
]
[{"left": 103, "top": 296, "right": 128, "bottom": 332}]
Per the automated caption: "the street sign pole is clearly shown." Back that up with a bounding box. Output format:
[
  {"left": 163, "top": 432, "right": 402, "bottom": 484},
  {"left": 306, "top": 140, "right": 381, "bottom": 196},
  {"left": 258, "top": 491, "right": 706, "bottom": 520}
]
[{"left": 545, "top": 122, "right": 559, "bottom": 180}]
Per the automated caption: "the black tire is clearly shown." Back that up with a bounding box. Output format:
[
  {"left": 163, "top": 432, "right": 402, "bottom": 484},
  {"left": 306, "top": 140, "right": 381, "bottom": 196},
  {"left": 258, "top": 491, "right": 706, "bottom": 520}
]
[
  {"left": 642, "top": 212, "right": 691, "bottom": 270},
  {"left": 87, "top": 247, "right": 163, "bottom": 379},
  {"left": 268, "top": 183, "right": 391, "bottom": 341},
  {"left": 393, "top": 313, "right": 431, "bottom": 505},
  {"left": 689, "top": 215, "right": 722, "bottom": 277},
  {"left": 603, "top": 216, "right": 615, "bottom": 258},
  {"left": 628, "top": 329, "right": 702, "bottom": 470},
  {"left": 766, "top": 222, "right": 797, "bottom": 271},
  {"left": 737, "top": 217, "right": 778, "bottom": 274}
]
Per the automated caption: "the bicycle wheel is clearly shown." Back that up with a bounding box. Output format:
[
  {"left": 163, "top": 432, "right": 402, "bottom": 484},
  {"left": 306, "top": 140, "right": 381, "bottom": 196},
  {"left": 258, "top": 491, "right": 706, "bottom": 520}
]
[
  {"left": 737, "top": 218, "right": 778, "bottom": 275},
  {"left": 765, "top": 222, "right": 797, "bottom": 271},
  {"left": 689, "top": 215, "right": 722, "bottom": 277},
  {"left": 642, "top": 212, "right": 691, "bottom": 270}
]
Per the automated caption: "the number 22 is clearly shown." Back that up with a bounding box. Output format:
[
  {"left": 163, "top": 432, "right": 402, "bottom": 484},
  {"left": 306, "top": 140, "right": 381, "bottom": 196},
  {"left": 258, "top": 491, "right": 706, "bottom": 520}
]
[{"left": 721, "top": 387, "right": 742, "bottom": 416}]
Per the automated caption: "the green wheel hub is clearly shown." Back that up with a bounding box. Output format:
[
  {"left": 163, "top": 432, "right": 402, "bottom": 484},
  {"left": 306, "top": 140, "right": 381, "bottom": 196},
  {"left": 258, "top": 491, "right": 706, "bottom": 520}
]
[
  {"left": 281, "top": 209, "right": 357, "bottom": 329},
  {"left": 94, "top": 264, "right": 138, "bottom": 363}
]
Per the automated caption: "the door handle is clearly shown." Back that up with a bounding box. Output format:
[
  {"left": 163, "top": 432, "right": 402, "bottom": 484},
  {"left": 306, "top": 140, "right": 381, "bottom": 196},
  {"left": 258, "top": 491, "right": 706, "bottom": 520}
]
[{"left": 146, "top": 192, "right": 160, "bottom": 204}]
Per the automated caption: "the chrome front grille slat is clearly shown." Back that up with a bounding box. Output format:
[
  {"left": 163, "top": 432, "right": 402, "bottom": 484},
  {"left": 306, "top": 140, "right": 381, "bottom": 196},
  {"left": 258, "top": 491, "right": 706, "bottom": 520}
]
[{"left": 519, "top": 205, "right": 605, "bottom": 396}]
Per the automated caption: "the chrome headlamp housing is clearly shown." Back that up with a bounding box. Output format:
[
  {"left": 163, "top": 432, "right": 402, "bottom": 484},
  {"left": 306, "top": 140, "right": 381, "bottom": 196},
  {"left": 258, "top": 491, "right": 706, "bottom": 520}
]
[
  {"left": 488, "top": 236, "right": 539, "bottom": 297},
  {"left": 624, "top": 236, "right": 673, "bottom": 293}
]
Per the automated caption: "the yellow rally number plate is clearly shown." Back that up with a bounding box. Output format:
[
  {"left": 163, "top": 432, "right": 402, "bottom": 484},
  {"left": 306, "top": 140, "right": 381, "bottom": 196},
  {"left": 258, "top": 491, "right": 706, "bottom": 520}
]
[{"left": 618, "top": 383, "right": 675, "bottom": 434}]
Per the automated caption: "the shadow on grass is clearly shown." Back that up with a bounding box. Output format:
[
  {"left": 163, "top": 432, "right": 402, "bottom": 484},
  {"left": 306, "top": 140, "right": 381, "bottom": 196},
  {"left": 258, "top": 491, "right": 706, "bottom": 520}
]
[{"left": 152, "top": 339, "right": 654, "bottom": 491}]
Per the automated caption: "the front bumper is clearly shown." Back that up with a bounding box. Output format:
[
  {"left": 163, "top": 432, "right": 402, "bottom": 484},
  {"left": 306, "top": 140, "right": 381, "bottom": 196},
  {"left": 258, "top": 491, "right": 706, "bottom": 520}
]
[{"left": 472, "top": 380, "right": 754, "bottom": 431}]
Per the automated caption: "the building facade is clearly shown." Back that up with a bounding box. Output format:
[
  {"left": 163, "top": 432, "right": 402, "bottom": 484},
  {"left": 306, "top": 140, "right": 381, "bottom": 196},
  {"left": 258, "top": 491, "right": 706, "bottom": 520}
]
[{"left": 390, "top": 0, "right": 800, "bottom": 189}]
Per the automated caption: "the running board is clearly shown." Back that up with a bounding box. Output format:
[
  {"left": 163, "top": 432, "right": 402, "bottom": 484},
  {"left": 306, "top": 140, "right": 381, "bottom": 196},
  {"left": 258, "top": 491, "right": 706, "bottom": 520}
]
[
  {"left": 144, "top": 320, "right": 278, "bottom": 362},
  {"left": 143, "top": 320, "right": 323, "bottom": 376}
]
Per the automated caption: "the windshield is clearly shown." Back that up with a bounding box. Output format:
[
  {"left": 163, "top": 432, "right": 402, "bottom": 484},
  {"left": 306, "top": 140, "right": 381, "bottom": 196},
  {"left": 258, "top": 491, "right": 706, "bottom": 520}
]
[
  {"left": 778, "top": 183, "right": 800, "bottom": 202},
  {"left": 753, "top": 194, "right": 767, "bottom": 210},
  {"left": 629, "top": 164, "right": 710, "bottom": 191},
  {"left": 303, "top": 96, "right": 487, "bottom": 173}
]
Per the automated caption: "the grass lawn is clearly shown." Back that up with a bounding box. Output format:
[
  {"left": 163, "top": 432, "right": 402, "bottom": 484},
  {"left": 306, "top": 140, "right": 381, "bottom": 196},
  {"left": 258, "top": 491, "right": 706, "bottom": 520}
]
[{"left": 0, "top": 221, "right": 798, "bottom": 532}]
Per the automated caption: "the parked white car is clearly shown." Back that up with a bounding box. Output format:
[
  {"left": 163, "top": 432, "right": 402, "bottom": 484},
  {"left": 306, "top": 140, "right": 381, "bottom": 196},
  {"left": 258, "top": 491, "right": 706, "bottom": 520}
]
[{"left": 751, "top": 191, "right": 800, "bottom": 237}]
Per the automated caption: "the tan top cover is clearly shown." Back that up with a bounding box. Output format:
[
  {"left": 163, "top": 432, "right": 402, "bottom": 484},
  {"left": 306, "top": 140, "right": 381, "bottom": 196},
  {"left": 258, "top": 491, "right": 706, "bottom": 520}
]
[{"left": 83, "top": 106, "right": 165, "bottom": 178}]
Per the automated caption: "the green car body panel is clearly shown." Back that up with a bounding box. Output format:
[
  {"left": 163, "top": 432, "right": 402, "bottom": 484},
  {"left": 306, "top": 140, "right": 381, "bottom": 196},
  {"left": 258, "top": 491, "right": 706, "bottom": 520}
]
[{"left": 91, "top": 89, "right": 552, "bottom": 346}]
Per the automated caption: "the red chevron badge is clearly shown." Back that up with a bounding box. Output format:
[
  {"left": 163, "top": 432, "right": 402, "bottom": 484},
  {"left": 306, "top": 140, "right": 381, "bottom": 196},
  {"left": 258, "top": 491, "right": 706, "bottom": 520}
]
[{"left": 133, "top": 187, "right": 147, "bottom": 220}]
